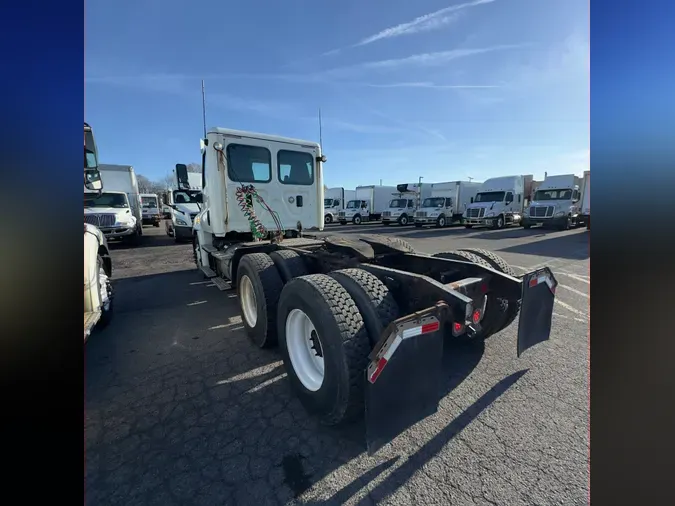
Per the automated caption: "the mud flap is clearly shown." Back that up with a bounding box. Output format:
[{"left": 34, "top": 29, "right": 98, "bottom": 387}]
[
  {"left": 517, "top": 267, "right": 558, "bottom": 357},
  {"left": 364, "top": 305, "right": 446, "bottom": 455}
]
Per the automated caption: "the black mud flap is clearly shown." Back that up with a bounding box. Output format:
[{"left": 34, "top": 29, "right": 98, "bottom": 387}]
[
  {"left": 517, "top": 267, "right": 558, "bottom": 357},
  {"left": 364, "top": 304, "right": 447, "bottom": 455}
]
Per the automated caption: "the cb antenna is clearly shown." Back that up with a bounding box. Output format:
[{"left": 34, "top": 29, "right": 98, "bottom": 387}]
[
  {"left": 201, "top": 79, "right": 207, "bottom": 138},
  {"left": 318, "top": 107, "right": 323, "bottom": 149}
]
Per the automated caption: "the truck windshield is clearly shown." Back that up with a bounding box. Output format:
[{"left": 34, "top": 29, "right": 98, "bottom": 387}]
[
  {"left": 172, "top": 190, "right": 202, "bottom": 204},
  {"left": 85, "top": 193, "right": 128, "bottom": 208},
  {"left": 346, "top": 200, "right": 361, "bottom": 209},
  {"left": 141, "top": 197, "right": 158, "bottom": 208},
  {"left": 474, "top": 191, "right": 505, "bottom": 203},
  {"left": 324, "top": 198, "right": 334, "bottom": 207},
  {"left": 389, "top": 199, "right": 408, "bottom": 208},
  {"left": 422, "top": 197, "right": 445, "bottom": 208},
  {"left": 533, "top": 189, "right": 573, "bottom": 201}
]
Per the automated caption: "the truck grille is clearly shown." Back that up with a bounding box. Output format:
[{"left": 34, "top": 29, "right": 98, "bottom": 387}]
[
  {"left": 84, "top": 214, "right": 116, "bottom": 228},
  {"left": 416, "top": 211, "right": 427, "bottom": 218},
  {"left": 382, "top": 211, "right": 392, "bottom": 218},
  {"left": 466, "top": 208, "right": 485, "bottom": 218},
  {"left": 531, "top": 206, "right": 554, "bottom": 218},
  {"left": 338, "top": 211, "right": 346, "bottom": 218}
]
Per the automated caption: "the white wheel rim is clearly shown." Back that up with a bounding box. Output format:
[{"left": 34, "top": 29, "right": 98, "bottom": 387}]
[
  {"left": 401, "top": 216, "right": 407, "bottom": 225},
  {"left": 240, "top": 275, "right": 258, "bottom": 327},
  {"left": 440, "top": 218, "right": 445, "bottom": 226},
  {"left": 98, "top": 264, "right": 111, "bottom": 311},
  {"left": 285, "top": 309, "right": 324, "bottom": 391}
]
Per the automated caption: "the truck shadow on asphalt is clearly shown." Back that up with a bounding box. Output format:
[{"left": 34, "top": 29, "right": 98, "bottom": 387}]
[
  {"left": 108, "top": 230, "right": 181, "bottom": 251},
  {"left": 85, "top": 268, "right": 515, "bottom": 506},
  {"left": 469, "top": 226, "right": 586, "bottom": 241},
  {"left": 496, "top": 231, "right": 590, "bottom": 260}
]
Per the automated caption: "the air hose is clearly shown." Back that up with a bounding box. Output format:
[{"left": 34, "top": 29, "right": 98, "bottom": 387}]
[{"left": 235, "top": 184, "right": 284, "bottom": 239}]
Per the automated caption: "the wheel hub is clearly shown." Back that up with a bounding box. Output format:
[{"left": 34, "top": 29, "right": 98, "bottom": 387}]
[
  {"left": 285, "top": 309, "right": 325, "bottom": 391},
  {"left": 240, "top": 275, "right": 258, "bottom": 327}
]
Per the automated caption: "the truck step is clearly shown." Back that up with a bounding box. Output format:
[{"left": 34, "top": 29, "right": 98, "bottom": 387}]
[
  {"left": 201, "top": 244, "right": 218, "bottom": 253},
  {"left": 200, "top": 265, "right": 217, "bottom": 278},
  {"left": 84, "top": 311, "right": 101, "bottom": 341},
  {"left": 211, "top": 277, "right": 232, "bottom": 291}
]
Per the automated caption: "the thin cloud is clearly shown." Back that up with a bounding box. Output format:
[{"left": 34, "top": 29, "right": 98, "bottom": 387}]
[
  {"left": 362, "top": 81, "right": 501, "bottom": 89},
  {"left": 325, "top": 0, "right": 497, "bottom": 55}
]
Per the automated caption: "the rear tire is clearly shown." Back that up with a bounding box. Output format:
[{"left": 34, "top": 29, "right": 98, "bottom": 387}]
[
  {"left": 237, "top": 253, "right": 284, "bottom": 348},
  {"left": 269, "top": 249, "right": 309, "bottom": 283},
  {"left": 329, "top": 268, "right": 400, "bottom": 347},
  {"left": 277, "top": 274, "right": 371, "bottom": 425}
]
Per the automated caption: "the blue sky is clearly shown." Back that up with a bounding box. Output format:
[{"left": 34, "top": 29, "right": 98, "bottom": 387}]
[{"left": 85, "top": 0, "right": 589, "bottom": 187}]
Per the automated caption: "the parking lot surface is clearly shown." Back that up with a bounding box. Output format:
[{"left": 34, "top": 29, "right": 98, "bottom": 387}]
[{"left": 85, "top": 222, "right": 589, "bottom": 505}]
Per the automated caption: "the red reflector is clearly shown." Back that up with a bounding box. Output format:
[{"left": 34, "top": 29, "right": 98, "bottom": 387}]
[
  {"left": 421, "top": 321, "right": 440, "bottom": 334},
  {"left": 453, "top": 322, "right": 463, "bottom": 333},
  {"left": 369, "top": 357, "right": 388, "bottom": 383},
  {"left": 480, "top": 283, "right": 488, "bottom": 294},
  {"left": 529, "top": 277, "right": 538, "bottom": 287},
  {"left": 472, "top": 310, "right": 481, "bottom": 324}
]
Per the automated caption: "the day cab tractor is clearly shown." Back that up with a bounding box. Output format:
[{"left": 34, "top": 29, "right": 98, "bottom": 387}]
[{"left": 192, "top": 127, "right": 557, "bottom": 452}]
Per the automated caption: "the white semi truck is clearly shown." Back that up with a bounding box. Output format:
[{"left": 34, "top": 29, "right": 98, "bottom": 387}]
[
  {"left": 463, "top": 175, "right": 534, "bottom": 229},
  {"left": 84, "top": 122, "right": 114, "bottom": 340},
  {"left": 414, "top": 181, "right": 482, "bottom": 228},
  {"left": 381, "top": 183, "right": 431, "bottom": 226},
  {"left": 191, "top": 126, "right": 558, "bottom": 452},
  {"left": 580, "top": 170, "right": 590, "bottom": 230},
  {"left": 140, "top": 193, "right": 161, "bottom": 227},
  {"left": 522, "top": 174, "right": 583, "bottom": 230},
  {"left": 84, "top": 164, "right": 143, "bottom": 243},
  {"left": 338, "top": 184, "right": 397, "bottom": 225},
  {"left": 165, "top": 167, "right": 204, "bottom": 242},
  {"left": 324, "top": 187, "right": 355, "bottom": 224}
]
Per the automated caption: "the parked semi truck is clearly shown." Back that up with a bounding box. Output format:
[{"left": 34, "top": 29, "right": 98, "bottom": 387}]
[
  {"left": 141, "top": 193, "right": 161, "bottom": 227},
  {"left": 84, "top": 122, "right": 114, "bottom": 340},
  {"left": 192, "top": 126, "right": 557, "bottom": 452},
  {"left": 522, "top": 174, "right": 583, "bottom": 230},
  {"left": 84, "top": 164, "right": 143, "bottom": 243},
  {"left": 463, "top": 175, "right": 533, "bottom": 229},
  {"left": 165, "top": 166, "right": 203, "bottom": 242},
  {"left": 338, "top": 184, "right": 397, "bottom": 225},
  {"left": 414, "top": 181, "right": 482, "bottom": 228},
  {"left": 580, "top": 170, "right": 590, "bottom": 230},
  {"left": 324, "top": 187, "right": 355, "bottom": 224},
  {"left": 381, "top": 183, "right": 431, "bottom": 226}
]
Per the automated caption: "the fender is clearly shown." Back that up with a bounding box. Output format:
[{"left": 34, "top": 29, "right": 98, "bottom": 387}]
[{"left": 84, "top": 224, "right": 102, "bottom": 313}]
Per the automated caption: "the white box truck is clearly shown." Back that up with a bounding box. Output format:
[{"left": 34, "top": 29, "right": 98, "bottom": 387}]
[
  {"left": 324, "top": 187, "right": 355, "bottom": 224},
  {"left": 414, "top": 181, "right": 482, "bottom": 228},
  {"left": 463, "top": 175, "right": 533, "bottom": 229},
  {"left": 522, "top": 174, "right": 584, "bottom": 230},
  {"left": 580, "top": 171, "right": 590, "bottom": 230},
  {"left": 381, "top": 183, "right": 432, "bottom": 226},
  {"left": 338, "top": 184, "right": 397, "bottom": 225},
  {"left": 84, "top": 164, "right": 143, "bottom": 242}
]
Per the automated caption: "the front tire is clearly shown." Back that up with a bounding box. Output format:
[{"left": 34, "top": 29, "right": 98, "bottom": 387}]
[
  {"left": 353, "top": 215, "right": 362, "bottom": 225},
  {"left": 236, "top": 253, "right": 284, "bottom": 348},
  {"left": 96, "top": 254, "right": 114, "bottom": 328},
  {"left": 277, "top": 274, "right": 371, "bottom": 425},
  {"left": 324, "top": 214, "right": 333, "bottom": 224},
  {"left": 399, "top": 215, "right": 409, "bottom": 226},
  {"left": 436, "top": 216, "right": 446, "bottom": 228},
  {"left": 493, "top": 215, "right": 505, "bottom": 229}
]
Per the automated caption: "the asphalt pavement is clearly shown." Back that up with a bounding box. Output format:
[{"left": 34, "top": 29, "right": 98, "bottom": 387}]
[{"left": 85, "top": 221, "right": 589, "bottom": 506}]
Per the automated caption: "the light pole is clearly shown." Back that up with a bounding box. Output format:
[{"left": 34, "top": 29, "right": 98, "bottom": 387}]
[{"left": 418, "top": 176, "right": 423, "bottom": 208}]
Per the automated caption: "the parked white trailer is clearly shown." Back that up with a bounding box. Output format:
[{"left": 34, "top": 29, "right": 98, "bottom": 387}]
[
  {"left": 522, "top": 174, "right": 583, "bottom": 230},
  {"left": 580, "top": 171, "right": 590, "bottom": 230},
  {"left": 338, "top": 184, "right": 398, "bottom": 225},
  {"left": 414, "top": 181, "right": 482, "bottom": 228},
  {"left": 324, "top": 187, "right": 355, "bottom": 224},
  {"left": 381, "top": 183, "right": 432, "bottom": 226},
  {"left": 84, "top": 164, "right": 143, "bottom": 242},
  {"left": 463, "top": 175, "right": 533, "bottom": 229}
]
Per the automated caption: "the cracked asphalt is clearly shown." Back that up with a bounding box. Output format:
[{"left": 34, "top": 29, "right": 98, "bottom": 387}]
[{"left": 85, "top": 221, "right": 589, "bottom": 505}]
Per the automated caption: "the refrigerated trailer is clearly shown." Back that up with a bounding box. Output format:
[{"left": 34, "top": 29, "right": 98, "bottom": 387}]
[
  {"left": 338, "top": 184, "right": 397, "bottom": 225},
  {"left": 191, "top": 126, "right": 557, "bottom": 453}
]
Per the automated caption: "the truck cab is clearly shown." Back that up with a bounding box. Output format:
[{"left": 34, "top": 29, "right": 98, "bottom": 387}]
[
  {"left": 165, "top": 185, "right": 203, "bottom": 242},
  {"left": 522, "top": 174, "right": 582, "bottom": 230},
  {"left": 140, "top": 193, "right": 161, "bottom": 227},
  {"left": 85, "top": 190, "right": 139, "bottom": 241},
  {"left": 414, "top": 196, "right": 455, "bottom": 228},
  {"left": 463, "top": 175, "right": 529, "bottom": 229},
  {"left": 84, "top": 122, "right": 114, "bottom": 340},
  {"left": 381, "top": 197, "right": 416, "bottom": 226}
]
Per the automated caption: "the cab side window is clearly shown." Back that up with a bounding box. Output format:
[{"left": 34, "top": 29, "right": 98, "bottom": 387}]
[
  {"left": 505, "top": 191, "right": 514, "bottom": 203},
  {"left": 407, "top": 200, "right": 414, "bottom": 208},
  {"left": 278, "top": 150, "right": 314, "bottom": 185}
]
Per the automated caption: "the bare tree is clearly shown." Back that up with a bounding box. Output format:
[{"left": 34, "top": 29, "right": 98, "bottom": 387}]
[
  {"left": 186, "top": 163, "right": 201, "bottom": 173},
  {"left": 136, "top": 174, "right": 154, "bottom": 193}
]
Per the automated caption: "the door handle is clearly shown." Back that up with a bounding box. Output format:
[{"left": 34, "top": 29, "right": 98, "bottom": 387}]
[{"left": 296, "top": 196, "right": 303, "bottom": 207}]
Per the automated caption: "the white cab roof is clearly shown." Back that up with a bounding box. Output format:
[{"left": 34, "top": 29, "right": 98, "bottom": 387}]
[{"left": 208, "top": 127, "right": 320, "bottom": 149}]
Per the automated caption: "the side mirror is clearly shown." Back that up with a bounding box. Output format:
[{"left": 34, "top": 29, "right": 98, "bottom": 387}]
[
  {"left": 470, "top": 197, "right": 474, "bottom": 203},
  {"left": 84, "top": 169, "right": 102, "bottom": 191},
  {"left": 195, "top": 193, "right": 203, "bottom": 203}
]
